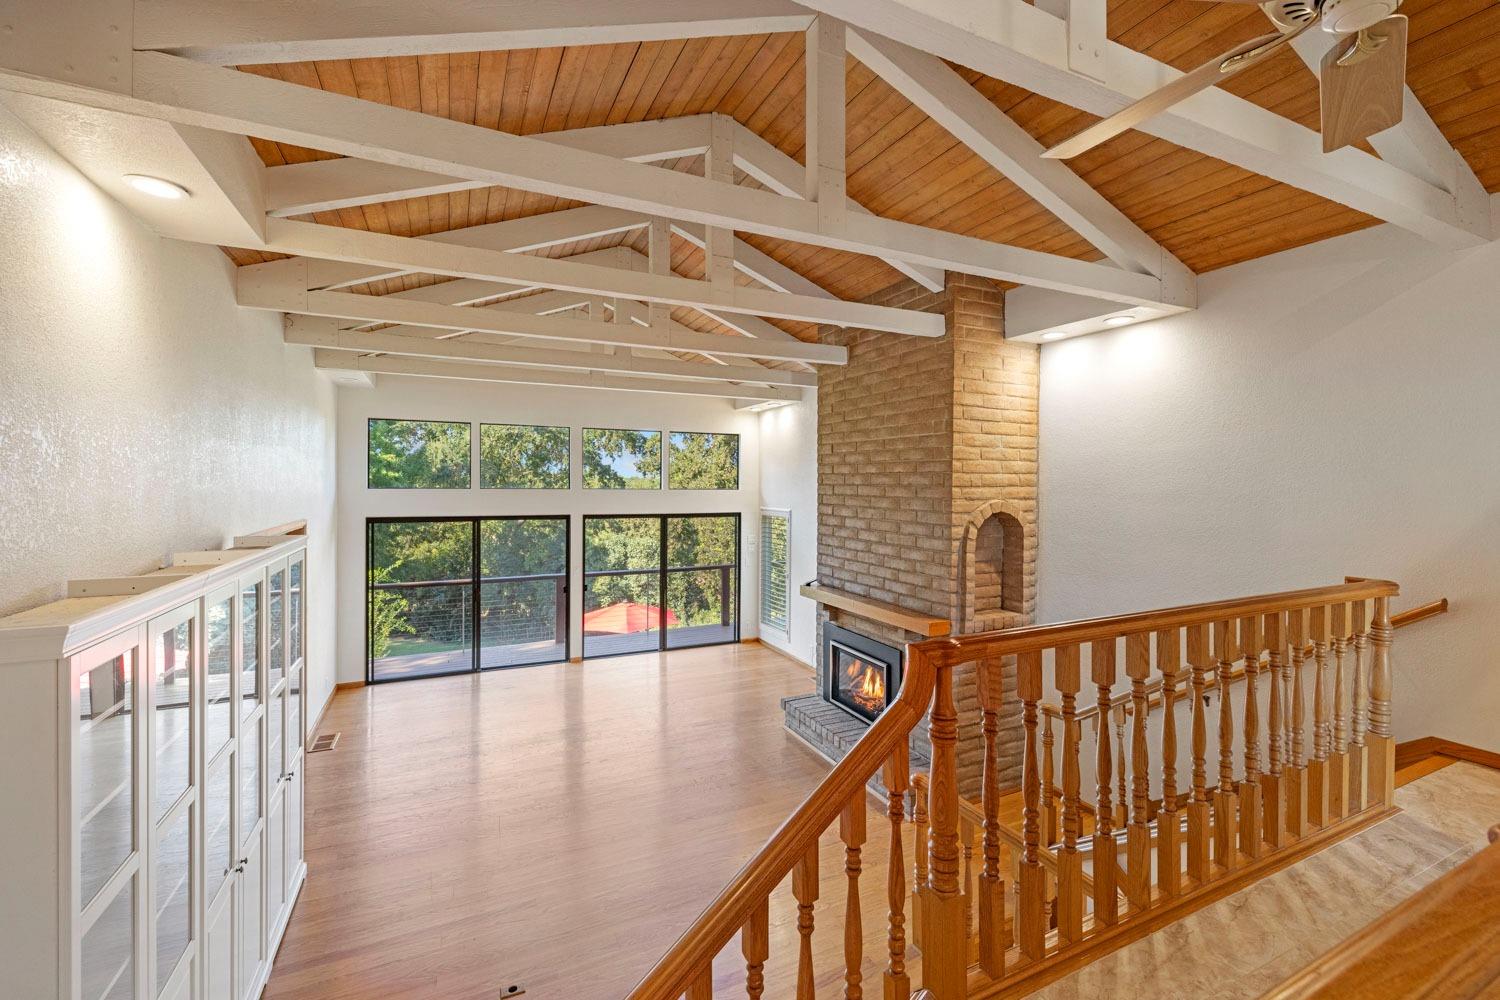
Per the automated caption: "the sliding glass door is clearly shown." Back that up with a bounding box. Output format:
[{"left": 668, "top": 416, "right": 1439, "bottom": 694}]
[
  {"left": 367, "top": 516, "right": 569, "bottom": 683},
  {"left": 582, "top": 514, "right": 740, "bottom": 659}
]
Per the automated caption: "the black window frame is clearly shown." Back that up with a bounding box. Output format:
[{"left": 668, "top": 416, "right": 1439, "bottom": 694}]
[
  {"left": 580, "top": 426, "right": 664, "bottom": 490},
  {"left": 666, "top": 430, "right": 741, "bottom": 491},
  {"left": 365, "top": 514, "right": 571, "bottom": 684},
  {"left": 365, "top": 417, "right": 473, "bottom": 491},
  {"left": 478, "top": 422, "right": 573, "bottom": 491},
  {"left": 579, "top": 512, "right": 741, "bottom": 661}
]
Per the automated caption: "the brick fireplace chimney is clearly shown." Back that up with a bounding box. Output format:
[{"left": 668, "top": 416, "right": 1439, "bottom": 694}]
[{"left": 784, "top": 273, "right": 1037, "bottom": 797}]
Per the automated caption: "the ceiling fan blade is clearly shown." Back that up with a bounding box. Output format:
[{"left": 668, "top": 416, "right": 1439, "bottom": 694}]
[
  {"left": 1319, "top": 14, "right": 1407, "bottom": 153},
  {"left": 1043, "top": 22, "right": 1314, "bottom": 159}
]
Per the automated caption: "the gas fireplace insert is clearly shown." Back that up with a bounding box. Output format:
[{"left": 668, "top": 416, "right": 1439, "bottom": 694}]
[{"left": 822, "top": 623, "right": 904, "bottom": 723}]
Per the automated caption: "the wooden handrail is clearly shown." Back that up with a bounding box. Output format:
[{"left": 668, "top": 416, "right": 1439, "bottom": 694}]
[
  {"left": 914, "top": 578, "right": 1399, "bottom": 668},
  {"left": 1262, "top": 829, "right": 1500, "bottom": 998},
  {"left": 1391, "top": 597, "right": 1447, "bottom": 629},
  {"left": 624, "top": 649, "right": 936, "bottom": 999},
  {"left": 632, "top": 576, "right": 1402, "bottom": 1000}
]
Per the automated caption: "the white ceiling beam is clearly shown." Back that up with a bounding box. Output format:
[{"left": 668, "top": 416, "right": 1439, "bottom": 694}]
[
  {"left": 704, "top": 115, "right": 736, "bottom": 291},
  {"left": 313, "top": 350, "right": 805, "bottom": 403},
  {"left": 1284, "top": 31, "right": 1490, "bottom": 231},
  {"left": 134, "top": 0, "right": 816, "bottom": 64},
  {"left": 266, "top": 115, "right": 712, "bottom": 216},
  {"left": 789, "top": 0, "right": 1491, "bottom": 249},
  {"left": 240, "top": 267, "right": 848, "bottom": 364},
  {"left": 288, "top": 321, "right": 817, "bottom": 387},
  {"left": 849, "top": 28, "right": 1192, "bottom": 300},
  {"left": 804, "top": 16, "right": 848, "bottom": 231},
  {"left": 728, "top": 120, "right": 945, "bottom": 293},
  {"left": 305, "top": 205, "right": 651, "bottom": 289},
  {"left": 0, "top": 52, "right": 1170, "bottom": 306},
  {"left": 252, "top": 217, "right": 941, "bottom": 335}
]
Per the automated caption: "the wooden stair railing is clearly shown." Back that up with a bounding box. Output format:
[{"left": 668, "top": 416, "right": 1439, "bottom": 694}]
[
  {"left": 628, "top": 578, "right": 1401, "bottom": 1000},
  {"left": 1261, "top": 822, "right": 1500, "bottom": 998},
  {"left": 624, "top": 640, "right": 938, "bottom": 1000}
]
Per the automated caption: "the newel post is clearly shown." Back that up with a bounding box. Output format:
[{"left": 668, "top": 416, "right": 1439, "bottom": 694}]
[
  {"left": 921, "top": 655, "right": 968, "bottom": 999},
  {"left": 1368, "top": 596, "right": 1396, "bottom": 807}
]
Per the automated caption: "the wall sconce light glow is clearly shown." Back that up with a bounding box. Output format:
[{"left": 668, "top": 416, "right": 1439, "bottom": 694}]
[
  {"left": 1103, "top": 315, "right": 1134, "bottom": 327},
  {"left": 122, "top": 174, "right": 191, "bottom": 200}
]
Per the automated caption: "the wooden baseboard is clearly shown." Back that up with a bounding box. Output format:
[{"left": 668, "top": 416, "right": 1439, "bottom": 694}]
[
  {"left": 1396, "top": 736, "right": 1500, "bottom": 772},
  {"left": 335, "top": 680, "right": 365, "bottom": 691}
]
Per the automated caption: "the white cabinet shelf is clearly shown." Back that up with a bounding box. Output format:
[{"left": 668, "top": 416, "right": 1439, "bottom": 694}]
[{"left": 0, "top": 529, "right": 310, "bottom": 1000}]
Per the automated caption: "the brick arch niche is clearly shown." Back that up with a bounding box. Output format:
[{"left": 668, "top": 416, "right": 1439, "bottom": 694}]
[{"left": 959, "top": 499, "right": 1033, "bottom": 632}]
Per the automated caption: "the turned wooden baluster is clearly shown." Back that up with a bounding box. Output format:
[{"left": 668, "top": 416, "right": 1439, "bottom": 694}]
[
  {"left": 843, "top": 793, "right": 866, "bottom": 1000},
  {"left": 921, "top": 662, "right": 967, "bottom": 997},
  {"left": 1238, "top": 615, "right": 1263, "bottom": 859},
  {"left": 1041, "top": 714, "right": 1057, "bottom": 846},
  {"left": 1113, "top": 702, "right": 1129, "bottom": 829},
  {"left": 744, "top": 897, "right": 769, "bottom": 1000},
  {"left": 1124, "top": 632, "right": 1153, "bottom": 911},
  {"left": 1329, "top": 603, "right": 1353, "bottom": 820},
  {"left": 1213, "top": 620, "right": 1240, "bottom": 872},
  {"left": 1286, "top": 608, "right": 1309, "bottom": 840},
  {"left": 1369, "top": 596, "right": 1396, "bottom": 807},
  {"left": 1186, "top": 623, "right": 1213, "bottom": 885},
  {"left": 1157, "top": 627, "right": 1183, "bottom": 898},
  {"left": 1091, "top": 638, "right": 1119, "bottom": 926},
  {"left": 1349, "top": 599, "right": 1370, "bottom": 813},
  {"left": 1054, "top": 644, "right": 1085, "bottom": 943},
  {"left": 794, "top": 843, "right": 819, "bottom": 1000},
  {"left": 1262, "top": 611, "right": 1286, "bottom": 850},
  {"left": 976, "top": 659, "right": 1005, "bottom": 979},
  {"left": 910, "top": 774, "right": 928, "bottom": 949},
  {"left": 1017, "top": 650, "right": 1047, "bottom": 961},
  {"left": 1308, "top": 605, "right": 1331, "bottom": 828},
  {"left": 884, "top": 745, "right": 911, "bottom": 1000}
]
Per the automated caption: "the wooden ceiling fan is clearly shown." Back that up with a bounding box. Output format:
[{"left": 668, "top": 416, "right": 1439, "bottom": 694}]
[{"left": 1042, "top": 0, "right": 1408, "bottom": 159}]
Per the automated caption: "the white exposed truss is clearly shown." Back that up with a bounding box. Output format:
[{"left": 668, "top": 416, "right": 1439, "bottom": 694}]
[
  {"left": 0, "top": 51, "right": 1177, "bottom": 307},
  {"left": 792, "top": 0, "right": 1492, "bottom": 249},
  {"left": 132, "top": 0, "right": 817, "bottom": 64},
  {"left": 287, "top": 319, "right": 817, "bottom": 388},
  {"left": 313, "top": 350, "right": 804, "bottom": 403}
]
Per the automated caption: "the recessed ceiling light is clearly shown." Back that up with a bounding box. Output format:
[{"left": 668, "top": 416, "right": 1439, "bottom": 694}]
[
  {"left": 122, "top": 174, "right": 190, "bottom": 200},
  {"left": 1040, "top": 331, "right": 1067, "bottom": 341},
  {"left": 1103, "top": 315, "right": 1134, "bottom": 327}
]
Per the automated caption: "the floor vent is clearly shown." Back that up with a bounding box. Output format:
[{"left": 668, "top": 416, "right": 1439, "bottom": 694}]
[{"left": 309, "top": 732, "right": 340, "bottom": 753}]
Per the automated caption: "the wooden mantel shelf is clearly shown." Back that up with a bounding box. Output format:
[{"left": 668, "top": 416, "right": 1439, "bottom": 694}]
[{"left": 800, "top": 581, "right": 951, "bottom": 638}]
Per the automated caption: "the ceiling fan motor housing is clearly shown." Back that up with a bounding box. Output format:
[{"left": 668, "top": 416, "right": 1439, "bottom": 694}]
[{"left": 1318, "top": 0, "right": 1401, "bottom": 34}]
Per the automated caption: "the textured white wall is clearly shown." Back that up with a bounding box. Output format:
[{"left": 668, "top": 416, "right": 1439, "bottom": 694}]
[
  {"left": 0, "top": 106, "right": 339, "bottom": 719},
  {"left": 334, "top": 376, "right": 762, "bottom": 682},
  {"left": 1038, "top": 221, "right": 1500, "bottom": 752},
  {"left": 757, "top": 393, "right": 819, "bottom": 668}
]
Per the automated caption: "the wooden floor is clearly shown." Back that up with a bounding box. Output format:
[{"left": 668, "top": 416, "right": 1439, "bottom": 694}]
[{"left": 265, "top": 641, "right": 913, "bottom": 1000}]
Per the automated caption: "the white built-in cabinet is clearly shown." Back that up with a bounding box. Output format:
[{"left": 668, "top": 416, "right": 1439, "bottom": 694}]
[{"left": 0, "top": 532, "right": 309, "bottom": 1000}]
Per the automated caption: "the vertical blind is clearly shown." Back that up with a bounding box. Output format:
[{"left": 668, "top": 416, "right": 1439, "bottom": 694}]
[{"left": 760, "top": 511, "right": 790, "bottom": 634}]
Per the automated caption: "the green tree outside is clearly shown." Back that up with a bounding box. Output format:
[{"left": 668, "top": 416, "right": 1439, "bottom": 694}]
[
  {"left": 480, "top": 423, "right": 570, "bottom": 489},
  {"left": 668, "top": 432, "right": 739, "bottom": 490},
  {"left": 367, "top": 419, "right": 471, "bottom": 489},
  {"left": 583, "top": 428, "right": 662, "bottom": 489}
]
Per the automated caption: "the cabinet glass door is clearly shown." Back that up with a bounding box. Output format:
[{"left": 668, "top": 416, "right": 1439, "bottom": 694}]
[
  {"left": 288, "top": 554, "right": 304, "bottom": 671},
  {"left": 151, "top": 616, "right": 194, "bottom": 823},
  {"left": 240, "top": 580, "right": 261, "bottom": 723},
  {"left": 77, "top": 642, "right": 138, "bottom": 907},
  {"left": 80, "top": 872, "right": 137, "bottom": 1000},
  {"left": 205, "top": 595, "right": 233, "bottom": 762}
]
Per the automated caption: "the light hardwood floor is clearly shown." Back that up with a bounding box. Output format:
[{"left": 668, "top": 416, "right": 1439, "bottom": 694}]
[{"left": 265, "top": 642, "right": 913, "bottom": 1000}]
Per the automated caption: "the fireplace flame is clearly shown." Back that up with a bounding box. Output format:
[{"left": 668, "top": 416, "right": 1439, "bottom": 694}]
[{"left": 846, "top": 658, "right": 886, "bottom": 714}]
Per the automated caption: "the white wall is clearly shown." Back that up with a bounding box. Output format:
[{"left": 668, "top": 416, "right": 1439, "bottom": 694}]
[
  {"left": 1038, "top": 221, "right": 1500, "bottom": 752},
  {"left": 334, "top": 375, "right": 762, "bottom": 682},
  {"left": 0, "top": 106, "right": 339, "bottom": 719},
  {"left": 757, "top": 393, "right": 819, "bottom": 667}
]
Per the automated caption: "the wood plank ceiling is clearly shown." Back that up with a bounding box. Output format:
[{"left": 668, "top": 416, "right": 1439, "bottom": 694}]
[{"left": 228, "top": 0, "right": 1500, "bottom": 345}]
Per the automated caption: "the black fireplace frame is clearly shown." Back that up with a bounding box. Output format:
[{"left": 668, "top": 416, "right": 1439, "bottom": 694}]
[{"left": 822, "top": 623, "right": 904, "bottom": 723}]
